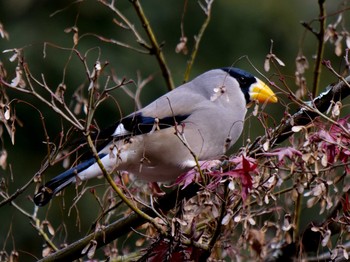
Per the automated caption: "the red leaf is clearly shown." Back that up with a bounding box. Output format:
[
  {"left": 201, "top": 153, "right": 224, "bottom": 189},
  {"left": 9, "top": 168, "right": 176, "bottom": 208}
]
[
  {"left": 224, "top": 156, "right": 257, "bottom": 200},
  {"left": 263, "top": 147, "right": 302, "bottom": 163},
  {"left": 173, "top": 160, "right": 221, "bottom": 189}
]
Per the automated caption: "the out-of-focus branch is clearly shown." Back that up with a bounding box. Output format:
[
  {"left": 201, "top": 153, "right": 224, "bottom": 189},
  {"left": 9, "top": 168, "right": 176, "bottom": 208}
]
[
  {"left": 301, "top": 0, "right": 326, "bottom": 97},
  {"left": 0, "top": 176, "right": 35, "bottom": 207},
  {"left": 0, "top": 59, "right": 84, "bottom": 131},
  {"left": 97, "top": 0, "right": 174, "bottom": 90},
  {"left": 312, "top": 0, "right": 326, "bottom": 97},
  {"left": 130, "top": 0, "right": 174, "bottom": 90},
  {"left": 0, "top": 192, "right": 58, "bottom": 252},
  {"left": 183, "top": 0, "right": 214, "bottom": 82}
]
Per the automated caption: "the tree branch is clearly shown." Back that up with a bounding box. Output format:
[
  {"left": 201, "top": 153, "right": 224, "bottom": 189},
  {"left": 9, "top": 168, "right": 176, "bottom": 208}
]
[
  {"left": 248, "top": 75, "right": 350, "bottom": 155},
  {"left": 37, "top": 184, "right": 199, "bottom": 262},
  {"left": 183, "top": 0, "right": 214, "bottom": 82},
  {"left": 130, "top": 0, "right": 174, "bottom": 91}
]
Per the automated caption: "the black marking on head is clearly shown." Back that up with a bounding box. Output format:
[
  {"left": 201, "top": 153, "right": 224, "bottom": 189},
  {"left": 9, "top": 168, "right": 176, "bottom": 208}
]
[{"left": 221, "top": 67, "right": 257, "bottom": 103}]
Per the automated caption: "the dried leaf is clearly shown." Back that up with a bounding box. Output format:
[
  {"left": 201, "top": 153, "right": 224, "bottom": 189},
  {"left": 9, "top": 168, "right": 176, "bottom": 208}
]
[
  {"left": 263, "top": 140, "right": 269, "bottom": 151},
  {"left": 321, "top": 153, "right": 328, "bottom": 167},
  {"left": 228, "top": 180, "right": 235, "bottom": 190},
  {"left": 248, "top": 217, "right": 256, "bottom": 225},
  {"left": 234, "top": 215, "right": 241, "bottom": 222},
  {"left": 47, "top": 223, "right": 55, "bottom": 236},
  {"left": 82, "top": 240, "right": 97, "bottom": 259},
  {"left": 136, "top": 237, "right": 145, "bottom": 247},
  {"left": 282, "top": 214, "right": 292, "bottom": 231},
  {"left": 321, "top": 229, "right": 331, "bottom": 247},
  {"left": 331, "top": 248, "right": 338, "bottom": 260},
  {"left": 344, "top": 248, "right": 349, "bottom": 259},
  {"left": 274, "top": 55, "right": 285, "bottom": 67},
  {"left": 175, "top": 36, "right": 188, "bottom": 55},
  {"left": 8, "top": 52, "right": 18, "bottom": 62},
  {"left": 10, "top": 250, "right": 19, "bottom": 262},
  {"left": 222, "top": 212, "right": 232, "bottom": 225},
  {"left": 292, "top": 189, "right": 299, "bottom": 202},
  {"left": 313, "top": 183, "right": 325, "bottom": 196},
  {"left": 87, "top": 240, "right": 97, "bottom": 259},
  {"left": 264, "top": 55, "right": 271, "bottom": 72},
  {"left": 0, "top": 22, "right": 9, "bottom": 40},
  {"left": 335, "top": 39, "right": 343, "bottom": 56},
  {"left": 291, "top": 125, "right": 304, "bottom": 132},
  {"left": 42, "top": 247, "right": 52, "bottom": 257},
  {"left": 295, "top": 55, "right": 309, "bottom": 74},
  {"left": 311, "top": 226, "right": 320, "bottom": 232},
  {"left": 346, "top": 35, "right": 350, "bottom": 48},
  {"left": 64, "top": 26, "right": 79, "bottom": 45},
  {"left": 4, "top": 107, "right": 10, "bottom": 120},
  {"left": 73, "top": 31, "right": 79, "bottom": 45},
  {"left": 331, "top": 101, "right": 341, "bottom": 117},
  {"left": 63, "top": 156, "right": 70, "bottom": 169},
  {"left": 306, "top": 196, "right": 318, "bottom": 208}
]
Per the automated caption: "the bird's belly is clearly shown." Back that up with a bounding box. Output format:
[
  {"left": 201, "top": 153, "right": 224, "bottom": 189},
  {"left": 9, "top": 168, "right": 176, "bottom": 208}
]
[
  {"left": 126, "top": 162, "right": 192, "bottom": 182},
  {"left": 116, "top": 131, "right": 197, "bottom": 181}
]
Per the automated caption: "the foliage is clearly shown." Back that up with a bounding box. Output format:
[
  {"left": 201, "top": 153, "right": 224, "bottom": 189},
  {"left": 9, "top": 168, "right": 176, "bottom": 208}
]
[{"left": 1, "top": 0, "right": 350, "bottom": 261}]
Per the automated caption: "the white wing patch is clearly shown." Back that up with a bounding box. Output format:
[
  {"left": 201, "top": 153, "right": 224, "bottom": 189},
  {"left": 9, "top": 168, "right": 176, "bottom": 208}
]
[{"left": 112, "top": 123, "right": 130, "bottom": 137}]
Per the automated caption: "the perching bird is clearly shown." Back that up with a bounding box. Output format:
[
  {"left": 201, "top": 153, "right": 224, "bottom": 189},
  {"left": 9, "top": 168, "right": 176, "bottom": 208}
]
[{"left": 34, "top": 67, "right": 277, "bottom": 206}]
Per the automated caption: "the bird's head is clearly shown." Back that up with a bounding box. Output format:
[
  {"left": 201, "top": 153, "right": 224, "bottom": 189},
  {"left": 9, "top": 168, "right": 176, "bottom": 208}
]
[{"left": 221, "top": 67, "right": 278, "bottom": 105}]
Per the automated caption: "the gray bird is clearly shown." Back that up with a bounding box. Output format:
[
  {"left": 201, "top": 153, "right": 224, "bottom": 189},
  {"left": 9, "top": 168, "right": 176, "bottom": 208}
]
[{"left": 34, "top": 67, "right": 277, "bottom": 206}]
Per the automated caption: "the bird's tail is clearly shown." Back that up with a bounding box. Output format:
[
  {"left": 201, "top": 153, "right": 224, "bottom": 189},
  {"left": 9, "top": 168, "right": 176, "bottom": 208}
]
[{"left": 33, "top": 156, "right": 102, "bottom": 206}]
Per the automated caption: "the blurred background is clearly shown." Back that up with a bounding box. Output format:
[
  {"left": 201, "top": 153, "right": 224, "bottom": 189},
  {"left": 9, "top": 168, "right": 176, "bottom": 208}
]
[{"left": 0, "top": 0, "right": 349, "bottom": 260}]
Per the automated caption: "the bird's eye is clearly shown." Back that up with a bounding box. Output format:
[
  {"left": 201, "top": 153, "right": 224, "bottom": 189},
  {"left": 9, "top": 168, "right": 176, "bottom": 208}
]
[{"left": 239, "top": 76, "right": 247, "bottom": 86}]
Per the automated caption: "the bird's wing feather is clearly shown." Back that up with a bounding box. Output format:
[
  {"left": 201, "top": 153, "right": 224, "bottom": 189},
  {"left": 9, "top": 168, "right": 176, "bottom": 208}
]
[
  {"left": 112, "top": 113, "right": 190, "bottom": 138},
  {"left": 104, "top": 81, "right": 207, "bottom": 141}
]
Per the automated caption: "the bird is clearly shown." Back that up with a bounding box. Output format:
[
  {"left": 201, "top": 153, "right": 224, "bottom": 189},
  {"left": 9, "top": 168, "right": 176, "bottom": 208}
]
[{"left": 34, "top": 67, "right": 277, "bottom": 206}]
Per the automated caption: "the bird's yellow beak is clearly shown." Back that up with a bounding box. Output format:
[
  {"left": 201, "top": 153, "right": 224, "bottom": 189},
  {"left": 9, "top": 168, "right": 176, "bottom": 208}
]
[{"left": 250, "top": 79, "right": 278, "bottom": 103}]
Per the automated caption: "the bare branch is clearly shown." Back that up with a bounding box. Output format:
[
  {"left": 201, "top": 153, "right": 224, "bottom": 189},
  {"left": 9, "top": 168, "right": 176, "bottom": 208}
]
[
  {"left": 183, "top": 0, "right": 214, "bottom": 82},
  {"left": 130, "top": 0, "right": 174, "bottom": 90}
]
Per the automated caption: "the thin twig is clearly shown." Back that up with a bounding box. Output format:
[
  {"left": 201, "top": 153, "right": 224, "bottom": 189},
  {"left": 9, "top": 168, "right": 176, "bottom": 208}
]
[
  {"left": 0, "top": 176, "right": 35, "bottom": 207},
  {"left": 313, "top": 0, "right": 326, "bottom": 97},
  {"left": 183, "top": 0, "right": 214, "bottom": 82},
  {"left": 130, "top": 0, "right": 174, "bottom": 90},
  {"left": 98, "top": 0, "right": 151, "bottom": 49},
  {"left": 0, "top": 193, "right": 58, "bottom": 251},
  {"left": 84, "top": 70, "right": 167, "bottom": 235}
]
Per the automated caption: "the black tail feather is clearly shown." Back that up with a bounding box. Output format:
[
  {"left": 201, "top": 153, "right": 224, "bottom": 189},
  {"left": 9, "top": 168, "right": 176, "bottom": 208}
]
[{"left": 33, "top": 155, "right": 104, "bottom": 206}]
